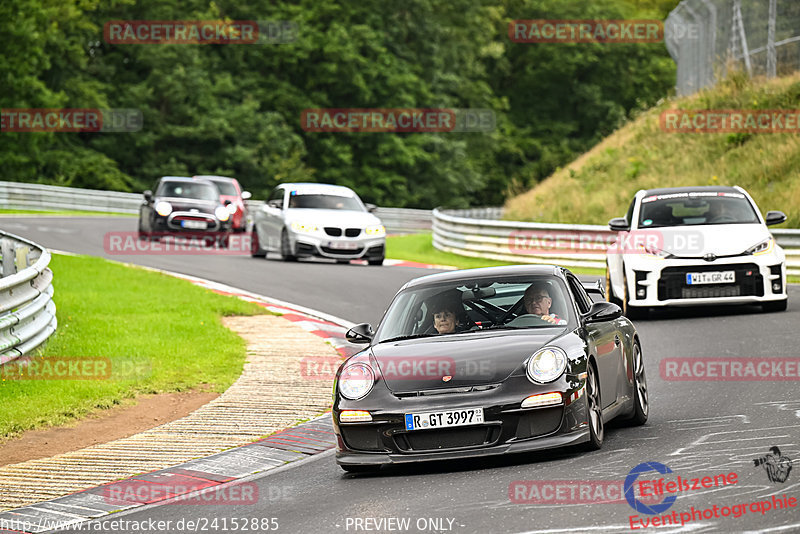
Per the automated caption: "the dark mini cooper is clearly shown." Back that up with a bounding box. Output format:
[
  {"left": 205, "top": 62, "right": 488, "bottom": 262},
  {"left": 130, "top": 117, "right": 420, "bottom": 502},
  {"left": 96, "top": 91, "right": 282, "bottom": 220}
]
[
  {"left": 138, "top": 176, "right": 233, "bottom": 245},
  {"left": 333, "top": 265, "right": 648, "bottom": 472}
]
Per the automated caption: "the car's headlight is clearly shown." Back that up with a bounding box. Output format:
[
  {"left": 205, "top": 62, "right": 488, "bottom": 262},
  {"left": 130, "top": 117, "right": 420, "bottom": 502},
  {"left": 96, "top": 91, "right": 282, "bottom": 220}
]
[
  {"left": 365, "top": 225, "right": 386, "bottom": 236},
  {"left": 214, "top": 206, "right": 230, "bottom": 222},
  {"left": 338, "top": 363, "right": 375, "bottom": 400},
  {"left": 155, "top": 201, "right": 172, "bottom": 217},
  {"left": 745, "top": 238, "right": 773, "bottom": 256},
  {"left": 637, "top": 243, "right": 672, "bottom": 259},
  {"left": 527, "top": 347, "right": 567, "bottom": 384},
  {"left": 290, "top": 221, "right": 318, "bottom": 233},
  {"left": 226, "top": 203, "right": 238, "bottom": 214}
]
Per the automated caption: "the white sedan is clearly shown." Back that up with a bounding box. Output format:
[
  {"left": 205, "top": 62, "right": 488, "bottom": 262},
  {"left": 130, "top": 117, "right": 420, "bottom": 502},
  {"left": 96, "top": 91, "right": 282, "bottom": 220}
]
[
  {"left": 251, "top": 183, "right": 386, "bottom": 265},
  {"left": 605, "top": 186, "right": 787, "bottom": 317}
]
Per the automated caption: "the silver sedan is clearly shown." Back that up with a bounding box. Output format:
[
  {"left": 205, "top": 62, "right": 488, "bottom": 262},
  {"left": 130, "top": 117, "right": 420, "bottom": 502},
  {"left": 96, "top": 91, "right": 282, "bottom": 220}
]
[{"left": 251, "top": 183, "right": 386, "bottom": 265}]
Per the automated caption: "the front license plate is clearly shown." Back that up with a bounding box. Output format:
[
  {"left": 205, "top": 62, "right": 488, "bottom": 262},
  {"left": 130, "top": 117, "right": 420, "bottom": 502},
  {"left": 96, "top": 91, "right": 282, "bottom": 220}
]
[
  {"left": 328, "top": 241, "right": 359, "bottom": 250},
  {"left": 686, "top": 271, "right": 735, "bottom": 285},
  {"left": 404, "top": 408, "right": 484, "bottom": 431},
  {"left": 181, "top": 220, "right": 207, "bottom": 229}
]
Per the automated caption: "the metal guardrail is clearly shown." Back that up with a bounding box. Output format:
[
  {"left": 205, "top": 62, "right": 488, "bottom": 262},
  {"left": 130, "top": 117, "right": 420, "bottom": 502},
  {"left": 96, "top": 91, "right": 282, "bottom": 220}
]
[
  {"left": 0, "top": 181, "right": 142, "bottom": 214},
  {"left": 433, "top": 208, "right": 800, "bottom": 275},
  {"left": 0, "top": 181, "right": 433, "bottom": 234},
  {"left": 0, "top": 231, "right": 57, "bottom": 366}
]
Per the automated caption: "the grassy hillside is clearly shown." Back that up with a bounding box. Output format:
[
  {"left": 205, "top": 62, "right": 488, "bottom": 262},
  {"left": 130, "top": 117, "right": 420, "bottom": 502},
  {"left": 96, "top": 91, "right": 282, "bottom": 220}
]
[{"left": 504, "top": 72, "right": 800, "bottom": 227}]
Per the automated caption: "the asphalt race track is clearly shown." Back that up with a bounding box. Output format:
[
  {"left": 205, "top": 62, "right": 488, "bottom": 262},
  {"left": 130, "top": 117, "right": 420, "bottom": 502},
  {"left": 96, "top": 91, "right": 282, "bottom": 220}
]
[{"left": 5, "top": 216, "right": 800, "bottom": 533}]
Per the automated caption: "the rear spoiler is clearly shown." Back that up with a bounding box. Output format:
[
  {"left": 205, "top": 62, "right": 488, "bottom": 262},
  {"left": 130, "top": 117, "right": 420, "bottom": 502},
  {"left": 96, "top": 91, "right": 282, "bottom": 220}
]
[{"left": 581, "top": 279, "right": 606, "bottom": 299}]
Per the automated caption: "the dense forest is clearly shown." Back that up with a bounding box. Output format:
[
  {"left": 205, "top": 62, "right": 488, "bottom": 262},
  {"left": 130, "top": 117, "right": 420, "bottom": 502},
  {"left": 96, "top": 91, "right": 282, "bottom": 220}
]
[{"left": 1, "top": 0, "right": 680, "bottom": 207}]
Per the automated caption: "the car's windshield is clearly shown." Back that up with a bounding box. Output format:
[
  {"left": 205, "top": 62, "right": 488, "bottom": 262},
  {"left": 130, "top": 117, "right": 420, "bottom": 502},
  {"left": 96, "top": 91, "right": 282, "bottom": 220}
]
[
  {"left": 374, "top": 276, "right": 572, "bottom": 343},
  {"left": 288, "top": 192, "right": 363, "bottom": 210},
  {"left": 209, "top": 181, "right": 237, "bottom": 196},
  {"left": 638, "top": 192, "right": 759, "bottom": 228},
  {"left": 157, "top": 182, "right": 219, "bottom": 202}
]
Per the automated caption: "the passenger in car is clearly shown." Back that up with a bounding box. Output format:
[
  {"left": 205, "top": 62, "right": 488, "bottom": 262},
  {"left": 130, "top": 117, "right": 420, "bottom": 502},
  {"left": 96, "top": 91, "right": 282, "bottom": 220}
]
[{"left": 430, "top": 292, "right": 466, "bottom": 334}]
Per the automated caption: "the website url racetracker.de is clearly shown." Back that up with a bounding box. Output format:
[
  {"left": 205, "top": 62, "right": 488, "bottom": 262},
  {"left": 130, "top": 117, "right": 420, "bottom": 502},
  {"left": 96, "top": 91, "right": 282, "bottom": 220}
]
[{"left": 1, "top": 517, "right": 279, "bottom": 532}]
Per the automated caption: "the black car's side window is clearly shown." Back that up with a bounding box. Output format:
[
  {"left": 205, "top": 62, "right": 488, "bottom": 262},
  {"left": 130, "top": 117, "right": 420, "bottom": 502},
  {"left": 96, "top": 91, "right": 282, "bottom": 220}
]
[{"left": 567, "top": 276, "right": 592, "bottom": 314}]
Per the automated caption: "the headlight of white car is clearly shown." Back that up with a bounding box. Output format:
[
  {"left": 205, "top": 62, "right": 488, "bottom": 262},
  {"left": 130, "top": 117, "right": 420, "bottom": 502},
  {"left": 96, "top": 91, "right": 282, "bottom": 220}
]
[
  {"left": 637, "top": 243, "right": 673, "bottom": 259},
  {"left": 527, "top": 347, "right": 567, "bottom": 384},
  {"left": 365, "top": 225, "right": 386, "bottom": 236},
  {"left": 155, "top": 201, "right": 172, "bottom": 217},
  {"left": 290, "top": 221, "right": 318, "bottom": 233},
  {"left": 214, "top": 206, "right": 230, "bottom": 222},
  {"left": 745, "top": 238, "right": 774, "bottom": 256},
  {"left": 338, "top": 363, "right": 375, "bottom": 400}
]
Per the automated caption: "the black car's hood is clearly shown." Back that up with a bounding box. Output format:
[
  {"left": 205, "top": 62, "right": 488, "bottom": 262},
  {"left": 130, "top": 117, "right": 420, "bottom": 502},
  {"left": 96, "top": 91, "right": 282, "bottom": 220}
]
[
  {"left": 159, "top": 197, "right": 218, "bottom": 213},
  {"left": 371, "top": 329, "right": 563, "bottom": 391}
]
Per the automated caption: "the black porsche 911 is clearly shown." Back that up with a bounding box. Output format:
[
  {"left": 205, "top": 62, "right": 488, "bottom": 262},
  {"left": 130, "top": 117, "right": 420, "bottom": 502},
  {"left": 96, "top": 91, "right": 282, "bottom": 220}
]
[{"left": 333, "top": 265, "right": 648, "bottom": 472}]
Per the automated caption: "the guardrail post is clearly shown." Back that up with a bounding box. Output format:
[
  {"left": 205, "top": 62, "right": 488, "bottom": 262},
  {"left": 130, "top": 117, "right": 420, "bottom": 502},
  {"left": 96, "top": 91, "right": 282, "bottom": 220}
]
[{"left": 1, "top": 239, "right": 15, "bottom": 277}]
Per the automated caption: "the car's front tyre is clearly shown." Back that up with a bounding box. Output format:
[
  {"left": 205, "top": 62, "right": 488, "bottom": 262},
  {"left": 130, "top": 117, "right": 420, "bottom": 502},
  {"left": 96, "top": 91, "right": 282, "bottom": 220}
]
[
  {"left": 368, "top": 255, "right": 384, "bottom": 266},
  {"left": 583, "top": 362, "right": 604, "bottom": 451},
  {"left": 280, "top": 229, "right": 297, "bottom": 262},
  {"left": 625, "top": 342, "right": 648, "bottom": 426}
]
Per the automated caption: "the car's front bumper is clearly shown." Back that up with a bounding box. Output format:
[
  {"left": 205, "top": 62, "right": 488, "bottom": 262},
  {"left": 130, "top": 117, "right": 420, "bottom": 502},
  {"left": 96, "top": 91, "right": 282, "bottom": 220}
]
[
  {"left": 622, "top": 253, "right": 786, "bottom": 308},
  {"left": 150, "top": 212, "right": 231, "bottom": 235},
  {"left": 289, "top": 231, "right": 385, "bottom": 260},
  {"left": 333, "top": 379, "right": 590, "bottom": 467}
]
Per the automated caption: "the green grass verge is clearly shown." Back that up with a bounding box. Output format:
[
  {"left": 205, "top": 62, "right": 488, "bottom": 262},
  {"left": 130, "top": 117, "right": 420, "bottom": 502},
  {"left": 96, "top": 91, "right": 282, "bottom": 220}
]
[
  {"left": 0, "top": 208, "right": 136, "bottom": 217},
  {"left": 386, "top": 233, "right": 605, "bottom": 277},
  {"left": 0, "top": 253, "right": 268, "bottom": 441}
]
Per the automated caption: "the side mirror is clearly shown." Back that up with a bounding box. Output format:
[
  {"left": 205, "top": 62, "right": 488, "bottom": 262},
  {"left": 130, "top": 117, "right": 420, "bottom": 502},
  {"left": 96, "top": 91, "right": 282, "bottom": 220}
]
[
  {"left": 346, "top": 323, "right": 374, "bottom": 344},
  {"left": 241, "top": 191, "right": 252, "bottom": 200},
  {"left": 609, "top": 217, "right": 629, "bottom": 232},
  {"left": 267, "top": 199, "right": 283, "bottom": 209},
  {"left": 583, "top": 301, "right": 622, "bottom": 324},
  {"left": 365, "top": 203, "right": 377, "bottom": 213},
  {"left": 143, "top": 190, "right": 153, "bottom": 202},
  {"left": 765, "top": 210, "right": 787, "bottom": 226}
]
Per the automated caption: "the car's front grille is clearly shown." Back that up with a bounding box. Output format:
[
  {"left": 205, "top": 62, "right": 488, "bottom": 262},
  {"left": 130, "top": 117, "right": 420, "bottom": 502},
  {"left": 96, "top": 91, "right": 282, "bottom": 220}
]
[
  {"left": 321, "top": 246, "right": 363, "bottom": 255},
  {"left": 345, "top": 228, "right": 361, "bottom": 237},
  {"left": 657, "top": 263, "right": 763, "bottom": 300},
  {"left": 324, "top": 227, "right": 342, "bottom": 237},
  {"left": 395, "top": 426, "right": 498, "bottom": 452}
]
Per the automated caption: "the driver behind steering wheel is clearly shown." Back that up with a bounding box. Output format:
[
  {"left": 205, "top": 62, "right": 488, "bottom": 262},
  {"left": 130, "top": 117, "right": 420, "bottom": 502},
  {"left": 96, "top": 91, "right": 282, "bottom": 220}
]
[{"left": 508, "top": 283, "right": 567, "bottom": 326}]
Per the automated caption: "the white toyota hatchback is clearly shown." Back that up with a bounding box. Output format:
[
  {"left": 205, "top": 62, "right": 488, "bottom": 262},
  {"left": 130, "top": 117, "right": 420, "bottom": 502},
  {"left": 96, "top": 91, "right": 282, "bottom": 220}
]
[{"left": 605, "top": 186, "right": 787, "bottom": 317}]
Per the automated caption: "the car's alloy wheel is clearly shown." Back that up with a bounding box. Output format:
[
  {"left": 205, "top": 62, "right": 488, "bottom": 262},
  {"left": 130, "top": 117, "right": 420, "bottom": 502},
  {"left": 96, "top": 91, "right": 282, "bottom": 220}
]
[
  {"left": 250, "top": 228, "right": 266, "bottom": 258},
  {"left": 628, "top": 342, "right": 649, "bottom": 425},
  {"left": 280, "top": 230, "right": 297, "bottom": 262},
  {"left": 584, "top": 363, "right": 604, "bottom": 450}
]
